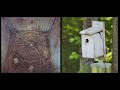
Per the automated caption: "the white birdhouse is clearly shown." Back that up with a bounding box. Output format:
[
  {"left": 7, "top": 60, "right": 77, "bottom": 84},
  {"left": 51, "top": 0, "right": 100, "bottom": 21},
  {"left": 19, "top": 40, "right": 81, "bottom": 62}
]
[{"left": 79, "top": 21, "right": 106, "bottom": 58}]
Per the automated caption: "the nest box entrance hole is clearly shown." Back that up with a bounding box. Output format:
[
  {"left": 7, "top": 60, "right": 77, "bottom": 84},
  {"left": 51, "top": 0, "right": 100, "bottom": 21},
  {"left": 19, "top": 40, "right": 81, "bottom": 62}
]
[{"left": 85, "top": 39, "right": 89, "bottom": 43}]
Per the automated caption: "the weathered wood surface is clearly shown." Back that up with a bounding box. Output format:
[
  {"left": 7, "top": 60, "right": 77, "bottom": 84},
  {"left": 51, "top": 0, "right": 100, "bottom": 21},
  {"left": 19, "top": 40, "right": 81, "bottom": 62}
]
[
  {"left": 80, "top": 27, "right": 103, "bottom": 35},
  {"left": 81, "top": 35, "right": 94, "bottom": 58},
  {"left": 1, "top": 18, "right": 10, "bottom": 72}
]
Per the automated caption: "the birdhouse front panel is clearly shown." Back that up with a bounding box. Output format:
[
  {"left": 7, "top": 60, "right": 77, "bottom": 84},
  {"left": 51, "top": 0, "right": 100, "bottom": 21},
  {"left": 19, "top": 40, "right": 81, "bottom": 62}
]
[{"left": 81, "top": 35, "right": 94, "bottom": 58}]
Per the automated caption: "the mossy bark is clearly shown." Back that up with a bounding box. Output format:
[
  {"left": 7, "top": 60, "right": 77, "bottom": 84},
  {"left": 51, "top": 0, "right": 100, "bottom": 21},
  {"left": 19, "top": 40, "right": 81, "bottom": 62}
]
[{"left": 112, "top": 17, "right": 118, "bottom": 73}]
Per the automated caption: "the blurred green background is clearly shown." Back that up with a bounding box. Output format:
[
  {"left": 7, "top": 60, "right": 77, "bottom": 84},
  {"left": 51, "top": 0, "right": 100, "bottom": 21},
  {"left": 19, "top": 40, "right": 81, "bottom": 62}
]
[{"left": 62, "top": 17, "right": 113, "bottom": 73}]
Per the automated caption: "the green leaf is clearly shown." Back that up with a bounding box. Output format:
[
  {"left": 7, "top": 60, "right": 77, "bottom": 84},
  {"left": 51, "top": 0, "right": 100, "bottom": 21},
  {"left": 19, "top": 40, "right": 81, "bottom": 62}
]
[
  {"left": 106, "top": 52, "right": 112, "bottom": 62},
  {"left": 106, "top": 17, "right": 112, "bottom": 20},
  {"left": 72, "top": 52, "right": 76, "bottom": 55},
  {"left": 69, "top": 52, "right": 80, "bottom": 60},
  {"left": 69, "top": 56, "right": 74, "bottom": 60},
  {"left": 69, "top": 38, "right": 74, "bottom": 43}
]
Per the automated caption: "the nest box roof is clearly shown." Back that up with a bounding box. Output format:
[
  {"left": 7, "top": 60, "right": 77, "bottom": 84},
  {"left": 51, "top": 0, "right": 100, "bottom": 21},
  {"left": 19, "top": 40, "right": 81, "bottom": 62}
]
[{"left": 79, "top": 27, "right": 103, "bottom": 35}]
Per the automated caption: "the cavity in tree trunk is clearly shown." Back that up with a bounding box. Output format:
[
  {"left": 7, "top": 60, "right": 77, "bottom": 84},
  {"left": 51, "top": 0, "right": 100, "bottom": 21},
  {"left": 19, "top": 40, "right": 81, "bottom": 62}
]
[
  {"left": 80, "top": 17, "right": 99, "bottom": 73},
  {"left": 112, "top": 17, "right": 118, "bottom": 73}
]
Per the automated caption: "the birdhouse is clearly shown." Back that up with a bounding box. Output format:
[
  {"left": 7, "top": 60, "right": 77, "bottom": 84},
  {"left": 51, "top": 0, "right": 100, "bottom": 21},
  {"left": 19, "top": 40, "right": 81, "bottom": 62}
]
[{"left": 79, "top": 21, "right": 106, "bottom": 58}]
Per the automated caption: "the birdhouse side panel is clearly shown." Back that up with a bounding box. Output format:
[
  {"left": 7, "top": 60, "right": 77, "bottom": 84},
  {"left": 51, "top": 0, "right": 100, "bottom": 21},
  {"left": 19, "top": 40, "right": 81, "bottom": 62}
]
[
  {"left": 101, "top": 30, "right": 106, "bottom": 56},
  {"left": 81, "top": 35, "right": 94, "bottom": 58},
  {"left": 93, "top": 33, "right": 104, "bottom": 57}
]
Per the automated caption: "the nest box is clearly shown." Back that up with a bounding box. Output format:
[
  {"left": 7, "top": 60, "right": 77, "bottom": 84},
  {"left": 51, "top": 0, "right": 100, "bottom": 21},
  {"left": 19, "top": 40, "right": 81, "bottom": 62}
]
[{"left": 79, "top": 21, "right": 106, "bottom": 58}]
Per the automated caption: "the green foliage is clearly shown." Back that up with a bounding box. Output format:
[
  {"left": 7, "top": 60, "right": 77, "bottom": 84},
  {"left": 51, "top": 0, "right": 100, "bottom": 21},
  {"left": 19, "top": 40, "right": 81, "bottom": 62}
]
[
  {"left": 62, "top": 17, "right": 83, "bottom": 73},
  {"left": 69, "top": 38, "right": 74, "bottom": 43},
  {"left": 62, "top": 17, "right": 113, "bottom": 73},
  {"left": 106, "top": 52, "right": 112, "bottom": 62},
  {"left": 69, "top": 36, "right": 80, "bottom": 44},
  {"left": 69, "top": 52, "right": 80, "bottom": 60}
]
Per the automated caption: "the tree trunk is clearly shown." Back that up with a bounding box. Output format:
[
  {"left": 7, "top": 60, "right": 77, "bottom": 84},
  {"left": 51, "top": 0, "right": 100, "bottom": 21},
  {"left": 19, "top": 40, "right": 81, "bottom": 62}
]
[
  {"left": 112, "top": 17, "right": 118, "bottom": 73},
  {"left": 80, "top": 17, "right": 99, "bottom": 73}
]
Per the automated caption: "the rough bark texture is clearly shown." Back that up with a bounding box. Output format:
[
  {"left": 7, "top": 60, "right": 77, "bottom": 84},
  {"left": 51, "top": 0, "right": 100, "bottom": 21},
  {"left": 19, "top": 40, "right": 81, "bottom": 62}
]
[
  {"left": 112, "top": 17, "right": 118, "bottom": 73},
  {"left": 80, "top": 17, "right": 99, "bottom": 73},
  {"left": 1, "top": 18, "right": 10, "bottom": 72}
]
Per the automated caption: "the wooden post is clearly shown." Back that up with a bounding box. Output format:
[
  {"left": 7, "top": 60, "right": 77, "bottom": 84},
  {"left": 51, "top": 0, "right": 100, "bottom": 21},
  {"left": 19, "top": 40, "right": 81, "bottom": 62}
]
[{"left": 91, "top": 62, "right": 112, "bottom": 73}]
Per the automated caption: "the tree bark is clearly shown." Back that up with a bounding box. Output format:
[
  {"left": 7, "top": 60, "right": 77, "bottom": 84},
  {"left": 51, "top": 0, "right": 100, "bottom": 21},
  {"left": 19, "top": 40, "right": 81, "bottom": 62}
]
[
  {"left": 80, "top": 17, "right": 99, "bottom": 73},
  {"left": 112, "top": 17, "right": 118, "bottom": 73}
]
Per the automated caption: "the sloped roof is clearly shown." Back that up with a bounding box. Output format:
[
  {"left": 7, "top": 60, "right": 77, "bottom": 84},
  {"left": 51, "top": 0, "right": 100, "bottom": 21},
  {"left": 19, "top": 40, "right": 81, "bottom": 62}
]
[{"left": 79, "top": 27, "right": 103, "bottom": 35}]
